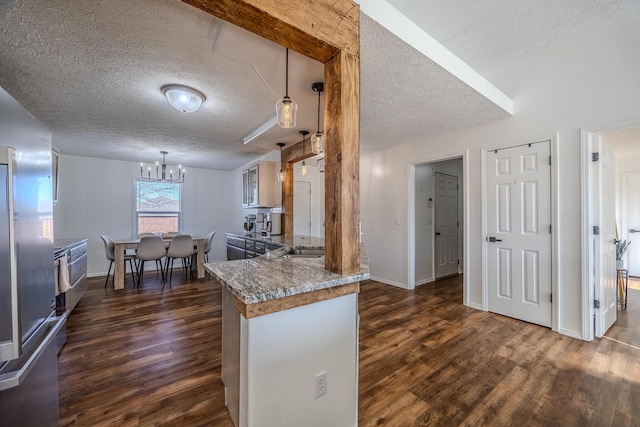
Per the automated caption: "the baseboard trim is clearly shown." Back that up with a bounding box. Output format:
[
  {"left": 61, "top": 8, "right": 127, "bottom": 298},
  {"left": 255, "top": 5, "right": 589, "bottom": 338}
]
[
  {"left": 369, "top": 276, "right": 409, "bottom": 290},
  {"left": 558, "top": 327, "right": 584, "bottom": 341},
  {"left": 415, "top": 278, "right": 435, "bottom": 286}
]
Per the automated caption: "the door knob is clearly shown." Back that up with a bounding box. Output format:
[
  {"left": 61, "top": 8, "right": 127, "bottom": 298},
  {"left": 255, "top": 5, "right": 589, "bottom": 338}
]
[{"left": 435, "top": 232, "right": 441, "bottom": 236}]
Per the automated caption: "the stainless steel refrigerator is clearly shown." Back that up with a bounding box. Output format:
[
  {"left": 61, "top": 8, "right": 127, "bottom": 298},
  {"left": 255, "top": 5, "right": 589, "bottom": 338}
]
[{"left": 0, "top": 87, "right": 65, "bottom": 426}]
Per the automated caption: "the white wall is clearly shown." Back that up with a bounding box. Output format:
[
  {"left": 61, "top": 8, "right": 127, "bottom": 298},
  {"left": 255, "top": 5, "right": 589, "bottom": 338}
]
[
  {"left": 414, "top": 164, "right": 433, "bottom": 283},
  {"left": 53, "top": 154, "right": 233, "bottom": 276},
  {"left": 361, "top": 15, "right": 640, "bottom": 339}
]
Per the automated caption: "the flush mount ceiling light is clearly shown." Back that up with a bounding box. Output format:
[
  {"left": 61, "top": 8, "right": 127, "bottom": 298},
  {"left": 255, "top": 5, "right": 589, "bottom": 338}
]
[
  {"left": 140, "top": 151, "right": 185, "bottom": 182},
  {"left": 276, "top": 48, "right": 298, "bottom": 128},
  {"left": 277, "top": 143, "right": 286, "bottom": 182},
  {"left": 161, "top": 84, "right": 206, "bottom": 113},
  {"left": 299, "top": 130, "right": 309, "bottom": 176},
  {"left": 311, "top": 82, "right": 324, "bottom": 154}
]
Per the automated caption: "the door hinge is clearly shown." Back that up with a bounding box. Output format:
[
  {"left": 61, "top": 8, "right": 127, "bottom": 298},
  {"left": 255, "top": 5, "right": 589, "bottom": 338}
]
[
  {"left": 592, "top": 152, "right": 599, "bottom": 162},
  {"left": 458, "top": 221, "right": 460, "bottom": 228},
  {"left": 549, "top": 224, "right": 552, "bottom": 234},
  {"left": 593, "top": 225, "right": 600, "bottom": 235},
  {"left": 594, "top": 299, "right": 600, "bottom": 309},
  {"left": 549, "top": 156, "right": 552, "bottom": 166},
  {"left": 457, "top": 259, "right": 460, "bottom": 265},
  {"left": 550, "top": 293, "right": 553, "bottom": 303}
]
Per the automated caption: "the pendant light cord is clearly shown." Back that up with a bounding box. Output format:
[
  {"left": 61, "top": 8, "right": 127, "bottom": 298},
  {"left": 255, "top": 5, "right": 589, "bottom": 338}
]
[
  {"left": 285, "top": 48, "right": 289, "bottom": 98},
  {"left": 316, "top": 90, "right": 321, "bottom": 133}
]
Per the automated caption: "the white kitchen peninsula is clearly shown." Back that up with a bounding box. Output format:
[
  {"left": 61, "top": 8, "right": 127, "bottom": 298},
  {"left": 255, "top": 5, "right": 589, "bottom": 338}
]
[{"left": 204, "top": 238, "right": 369, "bottom": 427}]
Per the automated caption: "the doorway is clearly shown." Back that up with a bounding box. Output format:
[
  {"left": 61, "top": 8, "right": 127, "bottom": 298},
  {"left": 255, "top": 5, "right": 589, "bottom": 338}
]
[
  {"left": 583, "top": 124, "right": 640, "bottom": 340},
  {"left": 410, "top": 157, "right": 464, "bottom": 288}
]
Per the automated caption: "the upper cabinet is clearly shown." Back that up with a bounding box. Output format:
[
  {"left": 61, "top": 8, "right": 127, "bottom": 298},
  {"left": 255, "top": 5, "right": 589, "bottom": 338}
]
[{"left": 242, "top": 161, "right": 275, "bottom": 208}]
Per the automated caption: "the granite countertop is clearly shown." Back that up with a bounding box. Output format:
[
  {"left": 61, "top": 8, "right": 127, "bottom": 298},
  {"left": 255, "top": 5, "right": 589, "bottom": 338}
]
[{"left": 205, "top": 237, "right": 369, "bottom": 305}]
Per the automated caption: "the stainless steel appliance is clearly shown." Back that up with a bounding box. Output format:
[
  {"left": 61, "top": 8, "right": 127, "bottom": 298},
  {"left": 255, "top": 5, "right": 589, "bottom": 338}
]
[
  {"left": 0, "top": 87, "right": 64, "bottom": 426},
  {"left": 270, "top": 212, "right": 282, "bottom": 235}
]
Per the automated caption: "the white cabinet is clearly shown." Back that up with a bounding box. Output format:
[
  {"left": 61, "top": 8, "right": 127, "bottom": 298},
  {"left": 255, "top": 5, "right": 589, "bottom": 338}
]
[{"left": 242, "top": 161, "right": 275, "bottom": 208}]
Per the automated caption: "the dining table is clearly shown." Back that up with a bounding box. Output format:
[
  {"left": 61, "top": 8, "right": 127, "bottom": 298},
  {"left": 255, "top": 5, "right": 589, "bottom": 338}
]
[{"left": 113, "top": 236, "right": 205, "bottom": 290}]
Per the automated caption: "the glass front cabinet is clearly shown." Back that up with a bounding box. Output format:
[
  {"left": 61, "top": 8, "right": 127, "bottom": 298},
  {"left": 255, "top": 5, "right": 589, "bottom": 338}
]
[{"left": 242, "top": 161, "right": 275, "bottom": 208}]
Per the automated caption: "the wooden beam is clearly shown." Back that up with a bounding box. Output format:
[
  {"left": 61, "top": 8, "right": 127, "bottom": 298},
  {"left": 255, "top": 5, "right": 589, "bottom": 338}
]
[
  {"left": 282, "top": 138, "right": 316, "bottom": 164},
  {"left": 324, "top": 50, "right": 360, "bottom": 274},
  {"left": 180, "top": 0, "right": 359, "bottom": 62}
]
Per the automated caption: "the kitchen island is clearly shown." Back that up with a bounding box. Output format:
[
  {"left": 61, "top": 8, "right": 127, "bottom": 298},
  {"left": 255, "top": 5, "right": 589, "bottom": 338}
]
[{"left": 205, "top": 237, "right": 369, "bottom": 427}]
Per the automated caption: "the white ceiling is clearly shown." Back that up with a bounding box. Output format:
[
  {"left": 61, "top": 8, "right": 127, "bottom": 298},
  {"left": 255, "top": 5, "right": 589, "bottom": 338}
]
[{"left": 0, "top": 0, "right": 638, "bottom": 171}]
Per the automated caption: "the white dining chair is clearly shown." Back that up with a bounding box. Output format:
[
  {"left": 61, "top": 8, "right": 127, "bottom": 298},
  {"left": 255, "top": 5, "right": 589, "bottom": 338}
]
[
  {"left": 100, "top": 235, "right": 136, "bottom": 288},
  {"left": 204, "top": 230, "right": 216, "bottom": 262},
  {"left": 135, "top": 236, "right": 166, "bottom": 287},
  {"left": 165, "top": 234, "right": 194, "bottom": 286}
]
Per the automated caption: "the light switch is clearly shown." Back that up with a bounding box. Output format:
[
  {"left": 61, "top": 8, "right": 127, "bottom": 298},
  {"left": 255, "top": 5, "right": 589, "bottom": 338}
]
[{"left": 394, "top": 217, "right": 400, "bottom": 226}]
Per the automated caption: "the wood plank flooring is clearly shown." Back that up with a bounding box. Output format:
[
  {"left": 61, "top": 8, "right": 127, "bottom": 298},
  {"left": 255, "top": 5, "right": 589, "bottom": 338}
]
[{"left": 58, "top": 273, "right": 640, "bottom": 426}]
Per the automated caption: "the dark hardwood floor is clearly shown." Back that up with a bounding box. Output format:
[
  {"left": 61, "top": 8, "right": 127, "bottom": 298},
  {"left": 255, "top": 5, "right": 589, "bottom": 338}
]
[{"left": 58, "top": 273, "right": 640, "bottom": 426}]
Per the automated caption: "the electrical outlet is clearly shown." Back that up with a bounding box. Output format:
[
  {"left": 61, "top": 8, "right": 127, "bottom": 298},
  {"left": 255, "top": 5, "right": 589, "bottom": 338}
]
[{"left": 315, "top": 371, "right": 327, "bottom": 398}]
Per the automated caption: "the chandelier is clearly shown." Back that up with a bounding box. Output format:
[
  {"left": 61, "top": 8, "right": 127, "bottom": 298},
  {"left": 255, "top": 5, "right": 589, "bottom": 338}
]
[{"left": 140, "top": 151, "right": 185, "bottom": 183}]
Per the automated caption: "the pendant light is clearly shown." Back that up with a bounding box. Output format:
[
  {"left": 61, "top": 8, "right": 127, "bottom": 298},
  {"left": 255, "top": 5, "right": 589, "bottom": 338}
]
[
  {"left": 276, "top": 48, "right": 298, "bottom": 128},
  {"left": 299, "top": 130, "right": 309, "bottom": 176},
  {"left": 310, "top": 82, "right": 324, "bottom": 154},
  {"left": 277, "top": 143, "right": 286, "bottom": 182},
  {"left": 317, "top": 157, "right": 325, "bottom": 173}
]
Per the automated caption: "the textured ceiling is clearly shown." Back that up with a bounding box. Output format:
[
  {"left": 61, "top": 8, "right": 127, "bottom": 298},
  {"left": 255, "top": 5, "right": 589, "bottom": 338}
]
[
  {"left": 385, "top": 0, "right": 640, "bottom": 79},
  {"left": 359, "top": 14, "right": 510, "bottom": 154},
  {"left": 1, "top": 0, "right": 637, "bottom": 171},
  {"left": 0, "top": 0, "right": 324, "bottom": 170}
]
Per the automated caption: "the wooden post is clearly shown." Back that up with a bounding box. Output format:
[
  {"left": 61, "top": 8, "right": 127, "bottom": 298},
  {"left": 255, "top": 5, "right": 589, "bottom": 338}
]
[
  {"left": 282, "top": 155, "right": 294, "bottom": 236},
  {"left": 180, "top": 0, "right": 361, "bottom": 274},
  {"left": 324, "top": 50, "right": 360, "bottom": 275}
]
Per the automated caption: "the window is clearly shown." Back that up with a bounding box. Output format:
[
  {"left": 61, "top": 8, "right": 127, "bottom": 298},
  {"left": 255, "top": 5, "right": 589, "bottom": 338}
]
[{"left": 135, "top": 180, "right": 181, "bottom": 235}]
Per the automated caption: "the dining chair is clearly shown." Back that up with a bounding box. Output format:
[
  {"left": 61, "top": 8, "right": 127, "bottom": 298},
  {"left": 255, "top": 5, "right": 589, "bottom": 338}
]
[
  {"left": 100, "top": 235, "right": 136, "bottom": 288},
  {"left": 204, "top": 230, "right": 216, "bottom": 262},
  {"left": 135, "top": 236, "right": 167, "bottom": 287},
  {"left": 137, "top": 233, "right": 162, "bottom": 270},
  {"left": 165, "top": 234, "right": 194, "bottom": 286}
]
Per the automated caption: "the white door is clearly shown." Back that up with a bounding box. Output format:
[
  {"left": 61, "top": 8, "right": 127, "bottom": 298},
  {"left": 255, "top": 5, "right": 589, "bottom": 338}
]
[
  {"left": 294, "top": 181, "right": 311, "bottom": 236},
  {"left": 434, "top": 173, "right": 458, "bottom": 278},
  {"left": 486, "top": 142, "right": 552, "bottom": 327},
  {"left": 595, "top": 137, "right": 617, "bottom": 336},
  {"left": 624, "top": 172, "right": 640, "bottom": 277}
]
